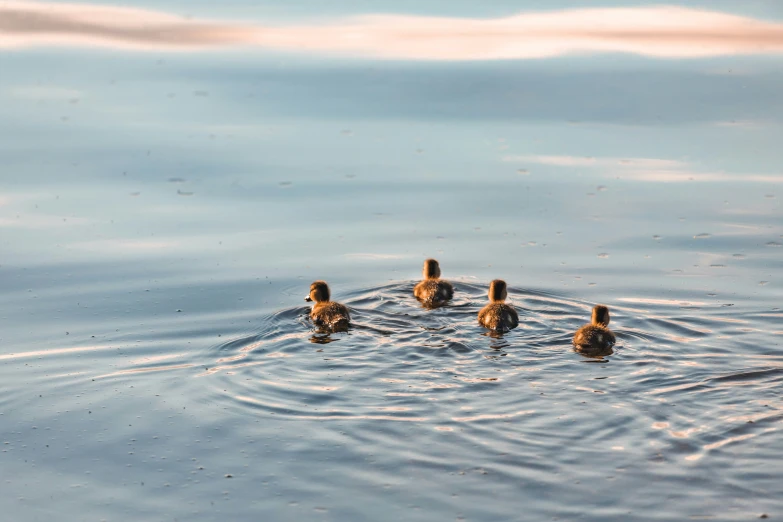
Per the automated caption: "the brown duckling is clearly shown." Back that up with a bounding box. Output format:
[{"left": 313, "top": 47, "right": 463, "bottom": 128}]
[
  {"left": 573, "top": 305, "right": 616, "bottom": 352},
  {"left": 413, "top": 258, "right": 454, "bottom": 306},
  {"left": 478, "top": 279, "right": 519, "bottom": 331},
  {"left": 305, "top": 280, "right": 350, "bottom": 330}
]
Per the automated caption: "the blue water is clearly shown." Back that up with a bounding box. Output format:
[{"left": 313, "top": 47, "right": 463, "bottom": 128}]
[{"left": 1, "top": 2, "right": 782, "bottom": 520}]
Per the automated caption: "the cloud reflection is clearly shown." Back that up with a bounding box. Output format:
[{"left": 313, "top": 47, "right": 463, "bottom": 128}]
[
  {"left": 2, "top": 2, "right": 783, "bottom": 59},
  {"left": 506, "top": 155, "right": 688, "bottom": 168},
  {"left": 504, "top": 155, "right": 783, "bottom": 183}
]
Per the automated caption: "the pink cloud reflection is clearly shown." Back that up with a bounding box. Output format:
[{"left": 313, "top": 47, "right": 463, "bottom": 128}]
[{"left": 1, "top": 2, "right": 783, "bottom": 59}]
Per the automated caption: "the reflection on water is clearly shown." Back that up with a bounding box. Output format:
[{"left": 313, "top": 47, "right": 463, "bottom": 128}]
[
  {"left": 1, "top": 0, "right": 783, "bottom": 520},
  {"left": 2, "top": 2, "right": 783, "bottom": 59},
  {"left": 575, "top": 344, "right": 615, "bottom": 359},
  {"left": 504, "top": 155, "right": 783, "bottom": 183},
  {"left": 309, "top": 331, "right": 340, "bottom": 344}
]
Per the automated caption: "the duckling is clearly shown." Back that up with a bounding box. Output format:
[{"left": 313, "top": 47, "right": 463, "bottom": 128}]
[
  {"left": 305, "top": 280, "right": 350, "bottom": 330},
  {"left": 573, "top": 305, "right": 616, "bottom": 353},
  {"left": 413, "top": 258, "right": 454, "bottom": 306},
  {"left": 478, "top": 279, "right": 519, "bottom": 331}
]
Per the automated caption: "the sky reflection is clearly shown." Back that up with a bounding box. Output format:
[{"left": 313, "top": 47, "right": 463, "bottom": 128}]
[
  {"left": 504, "top": 155, "right": 783, "bottom": 183},
  {"left": 2, "top": 2, "right": 783, "bottom": 59}
]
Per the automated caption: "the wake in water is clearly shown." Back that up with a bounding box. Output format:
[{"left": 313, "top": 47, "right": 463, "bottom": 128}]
[
  {"left": 202, "top": 281, "right": 626, "bottom": 420},
  {"left": 5, "top": 279, "right": 781, "bottom": 521}
]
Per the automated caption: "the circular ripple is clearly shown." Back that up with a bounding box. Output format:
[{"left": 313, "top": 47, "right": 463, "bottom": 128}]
[{"left": 199, "top": 282, "right": 629, "bottom": 421}]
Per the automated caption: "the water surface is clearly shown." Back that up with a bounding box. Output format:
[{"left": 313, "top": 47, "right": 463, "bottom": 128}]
[{"left": 1, "top": 1, "right": 782, "bottom": 520}]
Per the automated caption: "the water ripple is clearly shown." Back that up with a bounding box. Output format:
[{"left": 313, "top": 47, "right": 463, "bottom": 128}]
[{"left": 5, "top": 281, "right": 781, "bottom": 520}]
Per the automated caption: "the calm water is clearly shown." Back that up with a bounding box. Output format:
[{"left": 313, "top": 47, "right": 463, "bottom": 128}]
[{"left": 1, "top": 2, "right": 782, "bottom": 520}]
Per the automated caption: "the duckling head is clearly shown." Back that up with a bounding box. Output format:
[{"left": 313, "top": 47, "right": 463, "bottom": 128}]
[
  {"left": 305, "top": 280, "right": 330, "bottom": 303},
  {"left": 591, "top": 305, "right": 610, "bottom": 326},
  {"left": 422, "top": 258, "right": 441, "bottom": 279},
  {"left": 488, "top": 279, "right": 508, "bottom": 302}
]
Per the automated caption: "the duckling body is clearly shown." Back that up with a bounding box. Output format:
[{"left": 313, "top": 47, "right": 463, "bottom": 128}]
[
  {"left": 478, "top": 302, "right": 519, "bottom": 331},
  {"left": 310, "top": 301, "right": 351, "bottom": 329},
  {"left": 306, "top": 281, "right": 350, "bottom": 330},
  {"left": 478, "top": 279, "right": 519, "bottom": 331},
  {"left": 414, "top": 279, "right": 454, "bottom": 304},
  {"left": 573, "top": 305, "right": 615, "bottom": 353},
  {"left": 414, "top": 259, "right": 453, "bottom": 306}
]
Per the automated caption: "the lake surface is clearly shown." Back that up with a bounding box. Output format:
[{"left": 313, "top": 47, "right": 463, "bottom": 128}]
[{"left": 1, "top": 2, "right": 782, "bottom": 520}]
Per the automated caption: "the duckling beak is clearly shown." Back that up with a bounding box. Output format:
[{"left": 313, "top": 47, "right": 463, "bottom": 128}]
[{"left": 304, "top": 296, "right": 312, "bottom": 302}]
